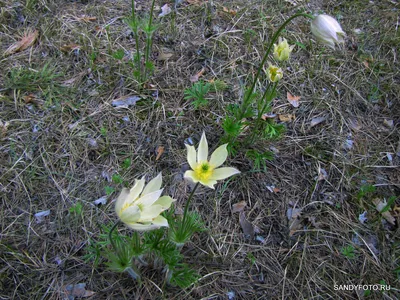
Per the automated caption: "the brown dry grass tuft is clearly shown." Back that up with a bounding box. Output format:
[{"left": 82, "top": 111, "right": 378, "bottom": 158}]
[{"left": 0, "top": 0, "right": 399, "bottom": 299}]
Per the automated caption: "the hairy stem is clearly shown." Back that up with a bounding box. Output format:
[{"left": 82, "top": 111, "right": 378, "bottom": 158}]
[
  {"left": 131, "top": 0, "right": 141, "bottom": 82},
  {"left": 182, "top": 182, "right": 200, "bottom": 226},
  {"left": 109, "top": 220, "right": 121, "bottom": 256},
  {"left": 244, "top": 13, "right": 314, "bottom": 104},
  {"left": 144, "top": 0, "right": 157, "bottom": 80}
]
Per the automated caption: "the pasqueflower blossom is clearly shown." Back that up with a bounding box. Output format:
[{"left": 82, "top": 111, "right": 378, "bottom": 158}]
[
  {"left": 266, "top": 65, "right": 283, "bottom": 83},
  {"left": 273, "top": 37, "right": 294, "bottom": 61},
  {"left": 184, "top": 132, "right": 240, "bottom": 189},
  {"left": 115, "top": 173, "right": 175, "bottom": 231},
  {"left": 310, "top": 15, "right": 346, "bottom": 49}
]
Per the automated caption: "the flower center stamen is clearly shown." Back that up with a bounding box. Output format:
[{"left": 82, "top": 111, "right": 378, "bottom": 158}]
[{"left": 195, "top": 162, "right": 214, "bottom": 181}]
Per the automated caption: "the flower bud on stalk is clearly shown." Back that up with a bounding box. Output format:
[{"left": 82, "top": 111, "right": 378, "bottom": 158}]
[{"left": 310, "top": 15, "right": 346, "bottom": 49}]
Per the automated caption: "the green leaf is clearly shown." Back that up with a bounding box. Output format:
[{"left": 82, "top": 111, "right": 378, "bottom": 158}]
[
  {"left": 121, "top": 158, "right": 132, "bottom": 169},
  {"left": 209, "top": 79, "right": 227, "bottom": 92},
  {"left": 168, "top": 211, "right": 205, "bottom": 246},
  {"left": 184, "top": 81, "right": 211, "bottom": 109},
  {"left": 357, "top": 184, "right": 376, "bottom": 199},
  {"left": 145, "top": 61, "right": 154, "bottom": 72},
  {"left": 340, "top": 245, "right": 356, "bottom": 259},
  {"left": 222, "top": 116, "right": 242, "bottom": 138},
  {"left": 245, "top": 149, "right": 274, "bottom": 170},
  {"left": 168, "top": 263, "right": 200, "bottom": 288},
  {"left": 69, "top": 202, "right": 83, "bottom": 215},
  {"left": 105, "top": 186, "right": 115, "bottom": 195},
  {"left": 295, "top": 41, "right": 307, "bottom": 50},
  {"left": 112, "top": 174, "right": 123, "bottom": 184},
  {"left": 123, "top": 17, "right": 139, "bottom": 31},
  {"left": 112, "top": 49, "right": 125, "bottom": 60},
  {"left": 380, "top": 196, "right": 396, "bottom": 213}
]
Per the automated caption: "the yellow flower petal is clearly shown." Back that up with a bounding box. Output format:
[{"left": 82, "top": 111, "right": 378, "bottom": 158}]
[
  {"left": 152, "top": 215, "right": 169, "bottom": 227},
  {"left": 186, "top": 144, "right": 197, "bottom": 170},
  {"left": 199, "top": 178, "right": 218, "bottom": 189},
  {"left": 140, "top": 204, "right": 164, "bottom": 222},
  {"left": 267, "top": 65, "right": 283, "bottom": 83},
  {"left": 184, "top": 170, "right": 199, "bottom": 183},
  {"left": 142, "top": 172, "right": 162, "bottom": 196},
  {"left": 154, "top": 196, "right": 176, "bottom": 209},
  {"left": 209, "top": 167, "right": 240, "bottom": 180},
  {"left": 209, "top": 144, "right": 228, "bottom": 168},
  {"left": 119, "top": 205, "right": 140, "bottom": 224},
  {"left": 115, "top": 188, "right": 129, "bottom": 215},
  {"left": 197, "top": 132, "right": 208, "bottom": 162},
  {"left": 126, "top": 177, "right": 146, "bottom": 204},
  {"left": 136, "top": 189, "right": 164, "bottom": 207},
  {"left": 125, "top": 222, "right": 160, "bottom": 231}
]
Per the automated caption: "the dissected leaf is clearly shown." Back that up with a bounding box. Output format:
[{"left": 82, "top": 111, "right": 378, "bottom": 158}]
[
  {"left": 373, "top": 198, "right": 396, "bottom": 225},
  {"left": 159, "top": 4, "right": 172, "bottom": 17},
  {"left": 310, "top": 116, "right": 326, "bottom": 127},
  {"left": 287, "top": 92, "right": 301, "bottom": 108},
  {"left": 112, "top": 95, "right": 141, "bottom": 108},
  {"left": 239, "top": 211, "right": 254, "bottom": 239},
  {"left": 155, "top": 146, "right": 165, "bottom": 161},
  {"left": 232, "top": 201, "right": 247, "bottom": 213},
  {"left": 65, "top": 283, "right": 95, "bottom": 299},
  {"left": 190, "top": 67, "right": 206, "bottom": 83},
  {"left": 4, "top": 29, "right": 39, "bottom": 56}
]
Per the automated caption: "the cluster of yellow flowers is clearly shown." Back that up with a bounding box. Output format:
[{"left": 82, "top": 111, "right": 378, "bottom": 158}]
[
  {"left": 267, "top": 14, "right": 345, "bottom": 83},
  {"left": 116, "top": 133, "right": 240, "bottom": 231},
  {"left": 114, "top": 14, "right": 345, "bottom": 232}
]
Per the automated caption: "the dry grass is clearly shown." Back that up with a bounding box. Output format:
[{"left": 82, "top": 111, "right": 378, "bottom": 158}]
[{"left": 0, "top": 0, "right": 399, "bottom": 299}]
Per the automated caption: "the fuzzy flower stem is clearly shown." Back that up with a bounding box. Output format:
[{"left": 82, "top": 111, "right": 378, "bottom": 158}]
[
  {"left": 249, "top": 82, "right": 278, "bottom": 144},
  {"left": 259, "top": 82, "right": 278, "bottom": 119},
  {"left": 244, "top": 13, "right": 314, "bottom": 105},
  {"left": 144, "top": 0, "right": 157, "bottom": 80},
  {"left": 131, "top": 0, "right": 141, "bottom": 82},
  {"left": 182, "top": 182, "right": 200, "bottom": 226},
  {"left": 109, "top": 220, "right": 121, "bottom": 257}
]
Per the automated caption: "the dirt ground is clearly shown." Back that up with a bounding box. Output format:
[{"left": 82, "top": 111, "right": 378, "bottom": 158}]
[{"left": 0, "top": 0, "right": 399, "bottom": 299}]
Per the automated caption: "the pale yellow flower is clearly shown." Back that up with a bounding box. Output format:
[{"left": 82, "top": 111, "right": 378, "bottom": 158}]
[
  {"left": 184, "top": 132, "right": 240, "bottom": 189},
  {"left": 115, "top": 173, "right": 175, "bottom": 231},
  {"left": 266, "top": 65, "right": 283, "bottom": 83},
  {"left": 310, "top": 15, "right": 345, "bottom": 49},
  {"left": 273, "top": 37, "right": 294, "bottom": 61}
]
